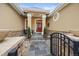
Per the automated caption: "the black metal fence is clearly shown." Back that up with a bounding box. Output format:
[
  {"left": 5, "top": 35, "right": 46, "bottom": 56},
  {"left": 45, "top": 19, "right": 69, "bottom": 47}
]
[{"left": 50, "top": 32, "right": 79, "bottom": 56}]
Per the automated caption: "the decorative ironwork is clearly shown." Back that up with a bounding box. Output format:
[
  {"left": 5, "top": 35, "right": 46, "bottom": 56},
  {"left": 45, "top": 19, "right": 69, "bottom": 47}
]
[{"left": 50, "top": 32, "right": 79, "bottom": 56}]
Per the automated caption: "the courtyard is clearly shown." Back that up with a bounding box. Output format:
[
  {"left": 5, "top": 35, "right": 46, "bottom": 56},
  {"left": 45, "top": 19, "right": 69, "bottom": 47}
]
[{"left": 0, "top": 3, "right": 79, "bottom": 56}]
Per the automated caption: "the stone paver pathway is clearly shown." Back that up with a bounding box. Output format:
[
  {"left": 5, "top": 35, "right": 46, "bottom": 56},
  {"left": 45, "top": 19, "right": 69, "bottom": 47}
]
[{"left": 27, "top": 33, "right": 50, "bottom": 56}]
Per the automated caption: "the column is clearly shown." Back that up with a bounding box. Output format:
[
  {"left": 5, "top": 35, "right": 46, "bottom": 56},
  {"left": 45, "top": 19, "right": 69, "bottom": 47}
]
[
  {"left": 42, "top": 14, "right": 46, "bottom": 35},
  {"left": 27, "top": 13, "right": 32, "bottom": 29},
  {"left": 35, "top": 19, "right": 36, "bottom": 32}
]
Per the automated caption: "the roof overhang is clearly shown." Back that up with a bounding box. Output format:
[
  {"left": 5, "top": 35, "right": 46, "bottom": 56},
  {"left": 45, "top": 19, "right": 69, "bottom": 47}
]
[
  {"left": 48, "top": 3, "right": 69, "bottom": 17},
  {"left": 24, "top": 8, "right": 49, "bottom": 15},
  {"left": 9, "top": 3, "right": 26, "bottom": 16},
  {"left": 24, "top": 8, "right": 49, "bottom": 17},
  {"left": 9, "top": 3, "right": 69, "bottom": 18}
]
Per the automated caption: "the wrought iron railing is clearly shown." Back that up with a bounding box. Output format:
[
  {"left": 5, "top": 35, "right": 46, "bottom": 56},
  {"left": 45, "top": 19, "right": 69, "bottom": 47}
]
[{"left": 50, "top": 32, "right": 79, "bottom": 56}]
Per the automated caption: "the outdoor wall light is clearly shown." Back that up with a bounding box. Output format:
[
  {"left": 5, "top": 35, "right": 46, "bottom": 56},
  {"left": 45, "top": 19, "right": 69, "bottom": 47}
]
[{"left": 53, "top": 12, "right": 60, "bottom": 21}]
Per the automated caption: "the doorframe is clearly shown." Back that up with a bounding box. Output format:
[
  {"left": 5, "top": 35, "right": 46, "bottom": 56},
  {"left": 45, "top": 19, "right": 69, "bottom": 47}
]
[{"left": 35, "top": 19, "right": 42, "bottom": 33}]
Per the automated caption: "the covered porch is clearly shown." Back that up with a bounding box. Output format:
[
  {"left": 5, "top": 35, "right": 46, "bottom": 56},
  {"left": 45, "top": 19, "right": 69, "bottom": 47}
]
[{"left": 24, "top": 8, "right": 49, "bottom": 35}]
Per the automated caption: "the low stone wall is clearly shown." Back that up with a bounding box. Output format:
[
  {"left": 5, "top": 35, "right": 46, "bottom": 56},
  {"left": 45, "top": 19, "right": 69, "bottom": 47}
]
[
  {"left": 7, "top": 31, "right": 24, "bottom": 37},
  {"left": 48, "top": 30, "right": 70, "bottom": 34},
  {"left": 0, "top": 30, "right": 24, "bottom": 41},
  {"left": 69, "top": 31, "right": 79, "bottom": 37},
  {"left": 48, "top": 30, "right": 79, "bottom": 37}
]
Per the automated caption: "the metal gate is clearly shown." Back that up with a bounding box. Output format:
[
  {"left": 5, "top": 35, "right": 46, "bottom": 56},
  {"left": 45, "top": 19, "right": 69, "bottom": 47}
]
[{"left": 50, "top": 32, "right": 79, "bottom": 56}]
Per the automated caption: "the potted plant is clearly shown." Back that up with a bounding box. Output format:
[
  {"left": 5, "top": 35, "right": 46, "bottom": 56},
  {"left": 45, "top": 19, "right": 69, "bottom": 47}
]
[
  {"left": 43, "top": 27, "right": 48, "bottom": 38},
  {"left": 23, "top": 29, "right": 27, "bottom": 36},
  {"left": 27, "top": 27, "right": 32, "bottom": 39}
]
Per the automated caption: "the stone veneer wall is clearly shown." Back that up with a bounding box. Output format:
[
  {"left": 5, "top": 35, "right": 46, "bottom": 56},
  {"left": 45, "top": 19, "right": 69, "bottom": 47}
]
[
  {"left": 0, "top": 31, "right": 24, "bottom": 40},
  {"left": 7, "top": 31, "right": 24, "bottom": 37}
]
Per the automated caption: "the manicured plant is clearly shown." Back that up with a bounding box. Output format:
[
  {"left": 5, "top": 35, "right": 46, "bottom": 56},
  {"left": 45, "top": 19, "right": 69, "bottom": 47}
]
[
  {"left": 27, "top": 27, "right": 32, "bottom": 38},
  {"left": 43, "top": 27, "right": 48, "bottom": 38}
]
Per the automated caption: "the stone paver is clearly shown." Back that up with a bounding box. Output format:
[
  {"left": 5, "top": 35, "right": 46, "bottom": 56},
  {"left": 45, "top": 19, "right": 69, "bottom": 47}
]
[{"left": 27, "top": 33, "right": 50, "bottom": 56}]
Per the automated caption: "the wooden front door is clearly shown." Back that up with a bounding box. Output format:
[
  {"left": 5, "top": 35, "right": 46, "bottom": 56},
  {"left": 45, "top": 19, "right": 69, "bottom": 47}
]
[{"left": 36, "top": 20, "right": 42, "bottom": 32}]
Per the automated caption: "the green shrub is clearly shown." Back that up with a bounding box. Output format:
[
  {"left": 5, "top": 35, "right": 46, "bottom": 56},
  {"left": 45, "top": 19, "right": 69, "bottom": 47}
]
[
  {"left": 27, "top": 27, "right": 32, "bottom": 38},
  {"left": 43, "top": 27, "right": 48, "bottom": 39},
  {"left": 44, "top": 27, "right": 48, "bottom": 34}
]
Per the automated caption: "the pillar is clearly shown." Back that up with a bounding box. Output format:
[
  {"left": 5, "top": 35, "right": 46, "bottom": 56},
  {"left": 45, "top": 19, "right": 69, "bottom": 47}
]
[
  {"left": 42, "top": 14, "right": 46, "bottom": 35},
  {"left": 27, "top": 13, "right": 32, "bottom": 29}
]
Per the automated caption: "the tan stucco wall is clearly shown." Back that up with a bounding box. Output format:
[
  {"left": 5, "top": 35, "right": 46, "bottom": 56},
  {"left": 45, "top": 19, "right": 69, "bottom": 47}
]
[
  {"left": 0, "top": 3, "right": 24, "bottom": 31},
  {"left": 48, "top": 3, "right": 79, "bottom": 31}
]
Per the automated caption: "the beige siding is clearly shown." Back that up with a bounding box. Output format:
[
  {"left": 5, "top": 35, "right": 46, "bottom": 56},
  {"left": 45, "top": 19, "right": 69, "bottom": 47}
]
[
  {"left": 48, "top": 3, "right": 79, "bottom": 31},
  {"left": 0, "top": 3, "right": 24, "bottom": 31}
]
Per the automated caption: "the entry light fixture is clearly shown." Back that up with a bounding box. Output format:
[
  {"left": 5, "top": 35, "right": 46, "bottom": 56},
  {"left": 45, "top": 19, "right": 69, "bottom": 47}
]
[{"left": 53, "top": 12, "right": 60, "bottom": 21}]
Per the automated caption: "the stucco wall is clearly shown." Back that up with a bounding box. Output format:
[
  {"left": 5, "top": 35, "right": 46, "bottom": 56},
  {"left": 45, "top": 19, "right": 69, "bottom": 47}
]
[
  {"left": 0, "top": 3, "right": 24, "bottom": 31},
  {"left": 48, "top": 3, "right": 79, "bottom": 31}
]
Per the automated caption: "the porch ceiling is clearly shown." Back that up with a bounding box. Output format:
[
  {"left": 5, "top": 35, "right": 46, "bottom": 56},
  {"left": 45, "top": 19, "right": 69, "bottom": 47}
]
[
  {"left": 31, "top": 13, "right": 42, "bottom": 17},
  {"left": 24, "top": 8, "right": 49, "bottom": 17},
  {"left": 25, "top": 12, "right": 47, "bottom": 17}
]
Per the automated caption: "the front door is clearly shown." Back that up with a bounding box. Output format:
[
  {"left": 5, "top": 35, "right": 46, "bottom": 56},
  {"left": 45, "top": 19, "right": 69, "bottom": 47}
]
[{"left": 36, "top": 20, "right": 42, "bottom": 32}]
